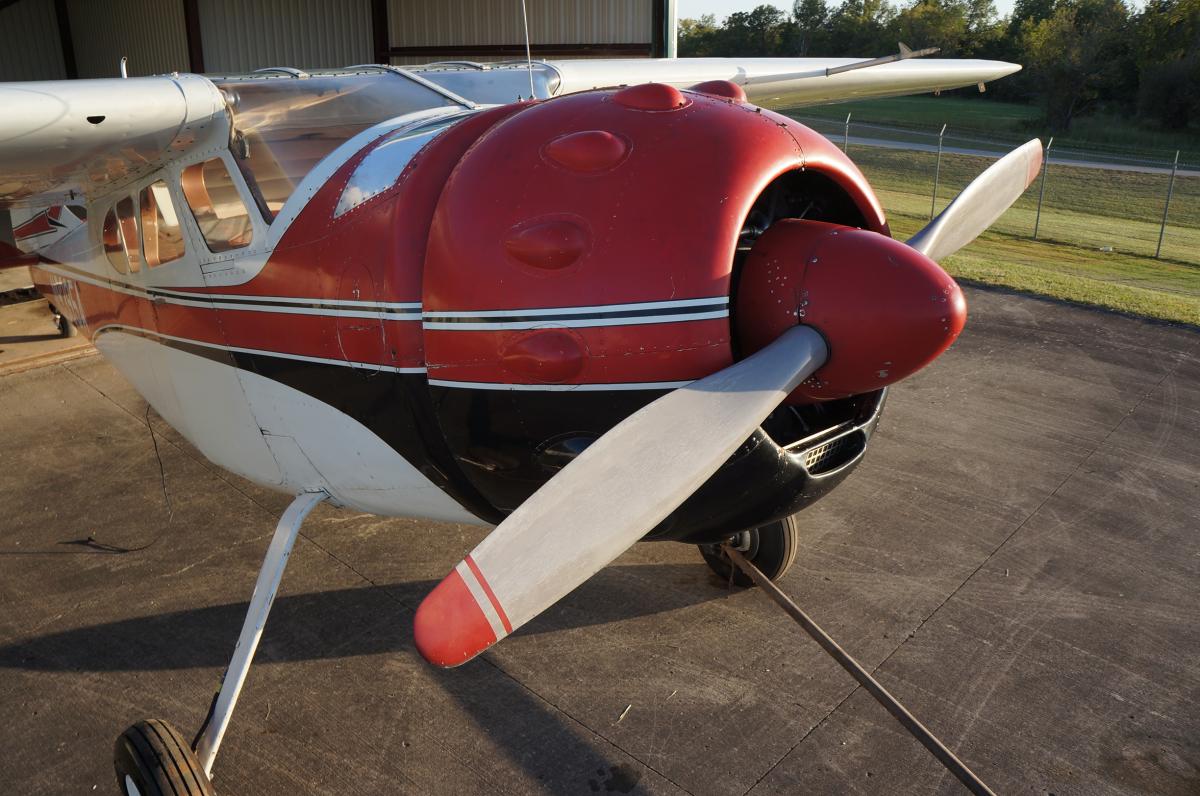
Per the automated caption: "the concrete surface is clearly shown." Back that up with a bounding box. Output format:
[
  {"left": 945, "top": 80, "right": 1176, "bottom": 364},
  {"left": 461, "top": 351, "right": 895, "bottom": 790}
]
[
  {"left": 0, "top": 266, "right": 34, "bottom": 294},
  {"left": 0, "top": 286, "right": 1197, "bottom": 796},
  {"left": 0, "top": 297, "right": 94, "bottom": 374}
]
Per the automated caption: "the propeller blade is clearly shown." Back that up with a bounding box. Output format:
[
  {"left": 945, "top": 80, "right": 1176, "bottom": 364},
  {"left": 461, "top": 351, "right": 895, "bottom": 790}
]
[
  {"left": 906, "top": 138, "right": 1042, "bottom": 262},
  {"left": 414, "top": 324, "right": 828, "bottom": 667}
]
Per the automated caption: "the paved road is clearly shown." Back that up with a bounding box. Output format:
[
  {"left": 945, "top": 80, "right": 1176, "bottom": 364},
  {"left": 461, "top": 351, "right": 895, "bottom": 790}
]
[
  {"left": 793, "top": 120, "right": 1200, "bottom": 177},
  {"left": 839, "top": 135, "right": 1200, "bottom": 176},
  {"left": 1, "top": 287, "right": 1198, "bottom": 795}
]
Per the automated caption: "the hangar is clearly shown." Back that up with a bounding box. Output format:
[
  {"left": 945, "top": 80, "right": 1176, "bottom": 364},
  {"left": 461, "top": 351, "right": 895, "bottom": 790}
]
[{"left": 0, "top": 0, "right": 678, "bottom": 81}]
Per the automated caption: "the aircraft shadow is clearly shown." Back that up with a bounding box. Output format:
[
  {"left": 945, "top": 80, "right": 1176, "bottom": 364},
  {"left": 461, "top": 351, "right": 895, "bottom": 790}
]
[
  {"left": 0, "top": 563, "right": 728, "bottom": 673},
  {"left": 2, "top": 563, "right": 720, "bottom": 792},
  {"left": 0, "top": 333, "right": 61, "bottom": 343}
]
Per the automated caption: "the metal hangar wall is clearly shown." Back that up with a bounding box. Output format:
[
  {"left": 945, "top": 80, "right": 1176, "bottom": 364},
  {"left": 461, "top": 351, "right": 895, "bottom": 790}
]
[{"left": 0, "top": 0, "right": 676, "bottom": 80}]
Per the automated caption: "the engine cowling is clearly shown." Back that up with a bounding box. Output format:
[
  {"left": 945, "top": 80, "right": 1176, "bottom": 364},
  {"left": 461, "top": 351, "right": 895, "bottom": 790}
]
[{"left": 414, "top": 82, "right": 950, "bottom": 535}]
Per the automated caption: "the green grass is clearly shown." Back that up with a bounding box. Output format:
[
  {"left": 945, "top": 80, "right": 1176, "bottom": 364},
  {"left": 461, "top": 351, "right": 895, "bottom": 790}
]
[
  {"left": 849, "top": 147, "right": 1200, "bottom": 257},
  {"left": 785, "top": 95, "right": 1200, "bottom": 160},
  {"left": 846, "top": 147, "right": 1200, "bottom": 327}
]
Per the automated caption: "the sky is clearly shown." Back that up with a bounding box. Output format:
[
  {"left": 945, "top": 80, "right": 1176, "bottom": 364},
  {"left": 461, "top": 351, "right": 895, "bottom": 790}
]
[{"left": 678, "top": 0, "right": 1020, "bottom": 22}]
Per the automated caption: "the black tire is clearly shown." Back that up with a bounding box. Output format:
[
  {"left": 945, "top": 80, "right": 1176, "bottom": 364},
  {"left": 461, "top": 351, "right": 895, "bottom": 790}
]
[
  {"left": 54, "top": 311, "right": 76, "bottom": 338},
  {"left": 699, "top": 514, "right": 800, "bottom": 587},
  {"left": 113, "top": 719, "right": 214, "bottom": 796}
]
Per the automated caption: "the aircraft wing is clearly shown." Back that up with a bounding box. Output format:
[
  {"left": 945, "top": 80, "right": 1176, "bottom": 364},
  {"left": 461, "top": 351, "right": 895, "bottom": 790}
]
[
  {"left": 545, "top": 57, "right": 1020, "bottom": 107},
  {"left": 0, "top": 74, "right": 227, "bottom": 209},
  {"left": 0, "top": 55, "right": 1019, "bottom": 209}
]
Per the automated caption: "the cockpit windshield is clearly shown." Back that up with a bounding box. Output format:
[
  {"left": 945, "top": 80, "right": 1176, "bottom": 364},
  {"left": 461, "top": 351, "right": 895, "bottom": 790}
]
[{"left": 214, "top": 70, "right": 463, "bottom": 221}]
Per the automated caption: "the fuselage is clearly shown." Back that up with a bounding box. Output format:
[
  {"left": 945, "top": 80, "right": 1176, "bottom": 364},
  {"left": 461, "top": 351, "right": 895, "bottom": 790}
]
[{"left": 23, "top": 69, "right": 889, "bottom": 540}]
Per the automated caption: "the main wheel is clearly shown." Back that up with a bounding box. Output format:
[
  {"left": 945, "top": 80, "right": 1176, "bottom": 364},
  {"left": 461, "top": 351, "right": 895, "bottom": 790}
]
[
  {"left": 52, "top": 309, "right": 76, "bottom": 338},
  {"left": 113, "top": 719, "right": 214, "bottom": 796},
  {"left": 699, "top": 514, "right": 800, "bottom": 587}
]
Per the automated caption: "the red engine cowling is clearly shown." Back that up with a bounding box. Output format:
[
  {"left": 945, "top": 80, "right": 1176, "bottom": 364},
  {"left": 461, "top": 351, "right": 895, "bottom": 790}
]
[
  {"left": 421, "top": 82, "right": 889, "bottom": 391},
  {"left": 408, "top": 82, "right": 965, "bottom": 527}
]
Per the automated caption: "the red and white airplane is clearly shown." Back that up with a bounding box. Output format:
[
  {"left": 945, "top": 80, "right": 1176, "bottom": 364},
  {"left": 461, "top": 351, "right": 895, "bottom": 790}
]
[{"left": 1, "top": 54, "right": 1041, "bottom": 795}]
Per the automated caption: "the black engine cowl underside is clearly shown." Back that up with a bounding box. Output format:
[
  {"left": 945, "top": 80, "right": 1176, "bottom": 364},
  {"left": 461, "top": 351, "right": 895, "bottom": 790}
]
[{"left": 429, "top": 385, "right": 888, "bottom": 543}]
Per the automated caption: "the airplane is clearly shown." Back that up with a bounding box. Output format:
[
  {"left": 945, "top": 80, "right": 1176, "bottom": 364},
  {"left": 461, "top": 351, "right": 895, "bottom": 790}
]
[{"left": 0, "top": 52, "right": 1042, "bottom": 796}]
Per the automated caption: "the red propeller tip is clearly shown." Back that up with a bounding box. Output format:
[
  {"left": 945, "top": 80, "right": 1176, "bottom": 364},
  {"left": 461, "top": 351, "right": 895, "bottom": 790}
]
[{"left": 413, "top": 566, "right": 500, "bottom": 668}]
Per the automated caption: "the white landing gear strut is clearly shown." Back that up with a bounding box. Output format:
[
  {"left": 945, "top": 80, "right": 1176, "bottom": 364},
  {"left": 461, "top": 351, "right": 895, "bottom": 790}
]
[{"left": 112, "top": 491, "right": 327, "bottom": 796}]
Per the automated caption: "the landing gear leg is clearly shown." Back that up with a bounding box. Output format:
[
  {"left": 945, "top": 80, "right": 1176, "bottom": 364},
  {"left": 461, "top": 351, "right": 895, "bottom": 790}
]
[{"left": 113, "top": 491, "right": 327, "bottom": 795}]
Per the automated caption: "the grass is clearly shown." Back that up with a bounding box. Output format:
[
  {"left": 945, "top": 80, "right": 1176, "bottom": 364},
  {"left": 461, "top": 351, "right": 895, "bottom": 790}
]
[
  {"left": 844, "top": 147, "right": 1200, "bottom": 327},
  {"left": 786, "top": 94, "right": 1200, "bottom": 161},
  {"left": 849, "top": 147, "right": 1200, "bottom": 256}
]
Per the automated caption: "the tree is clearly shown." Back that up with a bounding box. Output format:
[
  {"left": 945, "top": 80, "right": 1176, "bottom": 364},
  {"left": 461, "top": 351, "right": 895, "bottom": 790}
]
[
  {"left": 1022, "top": 0, "right": 1135, "bottom": 130},
  {"left": 828, "top": 0, "right": 897, "bottom": 55},
  {"left": 963, "top": 0, "right": 998, "bottom": 32},
  {"left": 793, "top": 0, "right": 830, "bottom": 55},
  {"left": 1134, "top": 0, "right": 1200, "bottom": 128},
  {"left": 1008, "top": 0, "right": 1056, "bottom": 36},
  {"left": 893, "top": 0, "right": 969, "bottom": 56},
  {"left": 678, "top": 14, "right": 720, "bottom": 56},
  {"left": 722, "top": 5, "right": 790, "bottom": 56}
]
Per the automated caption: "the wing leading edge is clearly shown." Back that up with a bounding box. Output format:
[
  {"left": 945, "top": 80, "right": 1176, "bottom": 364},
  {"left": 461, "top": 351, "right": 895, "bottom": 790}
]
[{"left": 545, "top": 57, "right": 1020, "bottom": 107}]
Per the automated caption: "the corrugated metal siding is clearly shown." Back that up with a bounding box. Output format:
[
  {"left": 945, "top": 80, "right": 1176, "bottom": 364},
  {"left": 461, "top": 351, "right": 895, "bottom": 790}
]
[
  {"left": 67, "top": 0, "right": 189, "bottom": 78},
  {"left": 388, "top": 0, "right": 653, "bottom": 46},
  {"left": 198, "top": 0, "right": 372, "bottom": 74},
  {"left": 0, "top": 0, "right": 67, "bottom": 81}
]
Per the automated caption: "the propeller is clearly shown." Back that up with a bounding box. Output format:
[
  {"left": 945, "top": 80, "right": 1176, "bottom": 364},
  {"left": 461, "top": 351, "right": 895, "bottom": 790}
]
[
  {"left": 414, "top": 325, "right": 828, "bottom": 666},
  {"left": 414, "top": 139, "right": 1043, "bottom": 668},
  {"left": 907, "top": 138, "right": 1042, "bottom": 262}
]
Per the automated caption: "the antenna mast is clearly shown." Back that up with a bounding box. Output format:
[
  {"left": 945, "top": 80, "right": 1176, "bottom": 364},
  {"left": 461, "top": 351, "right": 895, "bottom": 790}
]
[{"left": 520, "top": 0, "right": 536, "bottom": 98}]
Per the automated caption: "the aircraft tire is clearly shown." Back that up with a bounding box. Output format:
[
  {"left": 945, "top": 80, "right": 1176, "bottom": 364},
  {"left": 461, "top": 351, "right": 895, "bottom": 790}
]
[
  {"left": 113, "top": 719, "right": 214, "bottom": 796},
  {"left": 55, "top": 312, "right": 76, "bottom": 338},
  {"left": 698, "top": 514, "right": 800, "bottom": 588}
]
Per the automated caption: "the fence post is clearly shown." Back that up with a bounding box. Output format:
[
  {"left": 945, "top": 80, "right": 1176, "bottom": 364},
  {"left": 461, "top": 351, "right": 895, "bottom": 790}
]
[
  {"left": 931, "top": 123, "right": 947, "bottom": 220},
  {"left": 843, "top": 113, "right": 851, "bottom": 153},
  {"left": 1033, "top": 136, "right": 1052, "bottom": 240},
  {"left": 1155, "top": 150, "right": 1180, "bottom": 259}
]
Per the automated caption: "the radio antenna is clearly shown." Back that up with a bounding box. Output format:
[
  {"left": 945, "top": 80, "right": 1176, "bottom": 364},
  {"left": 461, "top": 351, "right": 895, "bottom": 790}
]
[{"left": 520, "top": 0, "right": 536, "bottom": 98}]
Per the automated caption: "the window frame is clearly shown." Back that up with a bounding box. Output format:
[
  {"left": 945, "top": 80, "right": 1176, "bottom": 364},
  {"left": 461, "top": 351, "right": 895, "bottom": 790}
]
[
  {"left": 138, "top": 179, "right": 187, "bottom": 268},
  {"left": 115, "top": 195, "right": 143, "bottom": 273},
  {"left": 101, "top": 205, "right": 130, "bottom": 275},
  {"left": 179, "top": 155, "right": 258, "bottom": 255}
]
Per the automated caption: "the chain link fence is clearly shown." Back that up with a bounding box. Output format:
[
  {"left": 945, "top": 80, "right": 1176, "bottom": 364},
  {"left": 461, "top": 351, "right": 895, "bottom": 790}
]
[{"left": 787, "top": 113, "right": 1200, "bottom": 267}]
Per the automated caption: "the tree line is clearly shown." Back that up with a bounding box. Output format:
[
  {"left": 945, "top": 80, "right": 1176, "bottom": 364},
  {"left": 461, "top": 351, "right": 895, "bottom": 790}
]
[{"left": 678, "top": 0, "right": 1200, "bottom": 132}]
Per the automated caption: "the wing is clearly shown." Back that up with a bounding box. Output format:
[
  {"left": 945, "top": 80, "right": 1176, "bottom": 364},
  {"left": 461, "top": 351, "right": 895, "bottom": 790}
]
[
  {"left": 0, "top": 74, "right": 227, "bottom": 209},
  {"left": 545, "top": 56, "right": 1020, "bottom": 107}
]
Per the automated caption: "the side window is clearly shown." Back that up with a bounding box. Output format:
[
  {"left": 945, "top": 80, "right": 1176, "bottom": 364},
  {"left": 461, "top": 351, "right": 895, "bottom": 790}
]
[
  {"left": 115, "top": 196, "right": 142, "bottom": 273},
  {"left": 102, "top": 208, "right": 128, "bottom": 274},
  {"left": 180, "top": 158, "right": 254, "bottom": 253},
  {"left": 139, "top": 181, "right": 185, "bottom": 267}
]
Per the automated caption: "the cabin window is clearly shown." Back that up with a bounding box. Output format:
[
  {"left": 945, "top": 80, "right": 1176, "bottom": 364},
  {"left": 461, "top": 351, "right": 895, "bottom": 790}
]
[
  {"left": 181, "top": 158, "right": 254, "bottom": 253},
  {"left": 102, "top": 208, "right": 128, "bottom": 274},
  {"left": 139, "top": 181, "right": 185, "bottom": 267},
  {"left": 116, "top": 196, "right": 143, "bottom": 273}
]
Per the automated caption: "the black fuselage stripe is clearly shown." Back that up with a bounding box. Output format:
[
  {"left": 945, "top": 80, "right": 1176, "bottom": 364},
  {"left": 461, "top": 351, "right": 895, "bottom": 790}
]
[
  {"left": 160, "top": 293, "right": 421, "bottom": 313},
  {"left": 425, "top": 303, "right": 729, "bottom": 324}
]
